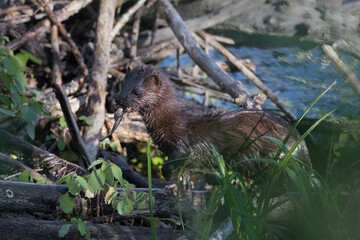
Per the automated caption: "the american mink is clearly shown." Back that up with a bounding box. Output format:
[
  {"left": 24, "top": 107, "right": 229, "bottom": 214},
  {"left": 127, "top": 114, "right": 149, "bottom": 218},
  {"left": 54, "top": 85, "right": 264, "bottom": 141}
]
[{"left": 115, "top": 65, "right": 310, "bottom": 181}]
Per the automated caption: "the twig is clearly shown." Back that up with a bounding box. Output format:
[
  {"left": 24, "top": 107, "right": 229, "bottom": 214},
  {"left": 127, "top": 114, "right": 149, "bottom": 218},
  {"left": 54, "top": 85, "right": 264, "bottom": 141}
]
[
  {"left": 36, "top": 0, "right": 89, "bottom": 77},
  {"left": 83, "top": 0, "right": 118, "bottom": 164},
  {"left": 51, "top": 25, "right": 62, "bottom": 85},
  {"left": 6, "top": 0, "right": 93, "bottom": 51},
  {"left": 322, "top": 44, "right": 360, "bottom": 97},
  {"left": 111, "top": 0, "right": 147, "bottom": 40},
  {"left": 157, "top": 0, "right": 252, "bottom": 108},
  {"left": 129, "top": 5, "right": 144, "bottom": 66},
  {"left": 0, "top": 128, "right": 87, "bottom": 178},
  {"left": 198, "top": 31, "right": 297, "bottom": 121},
  {"left": 52, "top": 83, "right": 91, "bottom": 168},
  {"left": 0, "top": 153, "right": 53, "bottom": 184}
]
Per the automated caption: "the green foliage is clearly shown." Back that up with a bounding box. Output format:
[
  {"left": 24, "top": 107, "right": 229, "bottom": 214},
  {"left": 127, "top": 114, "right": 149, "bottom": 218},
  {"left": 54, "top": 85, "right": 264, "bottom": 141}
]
[
  {"left": 58, "top": 224, "right": 70, "bottom": 238},
  {"left": 192, "top": 81, "right": 358, "bottom": 239},
  {"left": 79, "top": 115, "right": 93, "bottom": 126},
  {"left": 0, "top": 39, "right": 44, "bottom": 140},
  {"left": 57, "top": 159, "right": 153, "bottom": 239},
  {"left": 16, "top": 170, "right": 47, "bottom": 184},
  {"left": 59, "top": 193, "right": 75, "bottom": 214},
  {"left": 70, "top": 218, "right": 92, "bottom": 240}
]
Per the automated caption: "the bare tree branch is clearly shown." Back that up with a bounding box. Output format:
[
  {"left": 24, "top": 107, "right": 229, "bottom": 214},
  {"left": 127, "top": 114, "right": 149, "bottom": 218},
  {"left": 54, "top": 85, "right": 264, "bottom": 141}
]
[
  {"left": 111, "top": 0, "right": 147, "bottom": 40},
  {"left": 52, "top": 83, "right": 91, "bottom": 168},
  {"left": 198, "top": 31, "right": 297, "bottom": 121},
  {"left": 6, "top": 0, "right": 93, "bottom": 51},
  {"left": 0, "top": 129, "right": 87, "bottom": 178},
  {"left": 0, "top": 153, "right": 53, "bottom": 184},
  {"left": 322, "top": 44, "right": 360, "bottom": 98},
  {"left": 51, "top": 25, "right": 62, "bottom": 85},
  {"left": 36, "top": 0, "right": 89, "bottom": 77},
  {"left": 83, "top": 0, "right": 118, "bottom": 164},
  {"left": 157, "top": 0, "right": 253, "bottom": 108}
]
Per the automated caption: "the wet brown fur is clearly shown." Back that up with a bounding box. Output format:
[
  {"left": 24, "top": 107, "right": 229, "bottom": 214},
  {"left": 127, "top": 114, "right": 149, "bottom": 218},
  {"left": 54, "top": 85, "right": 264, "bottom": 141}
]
[{"left": 115, "top": 65, "right": 310, "bottom": 180}]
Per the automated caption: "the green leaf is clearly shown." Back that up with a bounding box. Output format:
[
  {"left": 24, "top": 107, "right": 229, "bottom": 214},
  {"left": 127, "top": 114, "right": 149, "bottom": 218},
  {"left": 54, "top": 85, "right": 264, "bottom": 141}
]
[
  {"left": 26, "top": 123, "right": 35, "bottom": 140},
  {"left": 57, "top": 138, "right": 66, "bottom": 151},
  {"left": 58, "top": 224, "right": 70, "bottom": 237},
  {"left": 11, "top": 93, "right": 22, "bottom": 106},
  {"left": 17, "top": 171, "right": 29, "bottom": 182},
  {"left": 59, "top": 193, "right": 74, "bottom": 214},
  {"left": 36, "top": 177, "right": 46, "bottom": 184},
  {"left": 87, "top": 158, "right": 105, "bottom": 170},
  {"left": 0, "top": 107, "right": 15, "bottom": 117},
  {"left": 28, "top": 88, "right": 42, "bottom": 97},
  {"left": 0, "top": 71, "right": 11, "bottom": 90},
  {"left": 15, "top": 53, "right": 28, "bottom": 67},
  {"left": 20, "top": 105, "right": 38, "bottom": 122},
  {"left": 75, "top": 176, "right": 89, "bottom": 190},
  {"left": 14, "top": 71, "right": 27, "bottom": 94},
  {"left": 136, "top": 201, "right": 149, "bottom": 210},
  {"left": 56, "top": 175, "right": 70, "bottom": 185},
  {"left": 67, "top": 177, "right": 80, "bottom": 196},
  {"left": 111, "top": 164, "right": 123, "bottom": 182},
  {"left": 79, "top": 115, "right": 93, "bottom": 126},
  {"left": 70, "top": 217, "right": 78, "bottom": 225},
  {"left": 101, "top": 161, "right": 108, "bottom": 171},
  {"left": 4, "top": 55, "right": 23, "bottom": 74},
  {"left": 59, "top": 115, "right": 67, "bottom": 128},
  {"left": 88, "top": 170, "right": 105, "bottom": 193},
  {"left": 20, "top": 49, "right": 42, "bottom": 65},
  {"left": 77, "top": 219, "right": 86, "bottom": 236},
  {"left": 117, "top": 198, "right": 134, "bottom": 215},
  {"left": 29, "top": 102, "right": 43, "bottom": 115},
  {"left": 338, "top": 133, "right": 350, "bottom": 147},
  {"left": 104, "top": 168, "right": 115, "bottom": 186},
  {"left": 0, "top": 95, "right": 11, "bottom": 105}
]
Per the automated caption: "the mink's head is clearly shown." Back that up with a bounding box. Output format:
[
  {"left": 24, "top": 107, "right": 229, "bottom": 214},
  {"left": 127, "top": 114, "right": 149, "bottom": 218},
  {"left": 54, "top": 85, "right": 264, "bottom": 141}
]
[{"left": 115, "top": 65, "right": 165, "bottom": 113}]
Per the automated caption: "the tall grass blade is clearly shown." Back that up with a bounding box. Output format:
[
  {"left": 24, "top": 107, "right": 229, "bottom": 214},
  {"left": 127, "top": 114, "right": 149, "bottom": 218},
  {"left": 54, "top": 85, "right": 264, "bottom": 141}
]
[{"left": 147, "top": 139, "right": 157, "bottom": 240}]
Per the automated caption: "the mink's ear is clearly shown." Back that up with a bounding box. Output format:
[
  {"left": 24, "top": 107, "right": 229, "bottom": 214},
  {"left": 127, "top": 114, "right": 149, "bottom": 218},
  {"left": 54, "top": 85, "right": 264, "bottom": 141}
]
[{"left": 144, "top": 75, "right": 161, "bottom": 89}]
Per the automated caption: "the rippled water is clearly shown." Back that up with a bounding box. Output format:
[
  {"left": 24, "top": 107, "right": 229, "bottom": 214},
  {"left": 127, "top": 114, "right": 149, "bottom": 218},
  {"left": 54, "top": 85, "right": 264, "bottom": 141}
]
[{"left": 161, "top": 33, "right": 360, "bottom": 119}]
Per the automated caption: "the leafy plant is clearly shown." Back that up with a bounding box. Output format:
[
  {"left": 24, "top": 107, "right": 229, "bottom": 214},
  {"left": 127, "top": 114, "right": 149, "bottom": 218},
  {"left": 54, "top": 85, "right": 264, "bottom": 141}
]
[
  {"left": 191, "top": 82, "right": 352, "bottom": 239},
  {"left": 56, "top": 159, "right": 153, "bottom": 239},
  {"left": 0, "top": 37, "right": 44, "bottom": 140}
]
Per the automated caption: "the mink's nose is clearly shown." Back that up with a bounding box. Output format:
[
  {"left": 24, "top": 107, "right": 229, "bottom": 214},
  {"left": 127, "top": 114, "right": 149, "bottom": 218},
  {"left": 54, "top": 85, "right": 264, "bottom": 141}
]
[{"left": 115, "top": 92, "right": 126, "bottom": 107}]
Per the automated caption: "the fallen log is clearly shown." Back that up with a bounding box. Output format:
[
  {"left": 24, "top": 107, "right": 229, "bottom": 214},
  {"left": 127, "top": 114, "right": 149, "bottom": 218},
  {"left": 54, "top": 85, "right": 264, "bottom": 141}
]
[{"left": 0, "top": 218, "right": 196, "bottom": 240}]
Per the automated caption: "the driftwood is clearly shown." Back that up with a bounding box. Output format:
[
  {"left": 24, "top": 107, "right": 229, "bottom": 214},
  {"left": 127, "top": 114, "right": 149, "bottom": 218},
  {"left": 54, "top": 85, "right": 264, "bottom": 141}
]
[
  {"left": 0, "top": 180, "right": 170, "bottom": 214},
  {"left": 0, "top": 153, "right": 53, "bottom": 184},
  {"left": 6, "top": 0, "right": 93, "bottom": 51},
  {"left": 0, "top": 180, "right": 213, "bottom": 228},
  {"left": 35, "top": 0, "right": 89, "bottom": 77},
  {"left": 111, "top": 0, "right": 147, "bottom": 40},
  {"left": 83, "top": 0, "right": 118, "bottom": 164},
  {"left": 0, "top": 129, "right": 87, "bottom": 178},
  {"left": 51, "top": 25, "right": 62, "bottom": 85},
  {"left": 322, "top": 44, "right": 360, "bottom": 98},
  {"left": 157, "top": 0, "right": 253, "bottom": 108},
  {"left": 0, "top": 218, "right": 196, "bottom": 240},
  {"left": 52, "top": 84, "right": 91, "bottom": 168}
]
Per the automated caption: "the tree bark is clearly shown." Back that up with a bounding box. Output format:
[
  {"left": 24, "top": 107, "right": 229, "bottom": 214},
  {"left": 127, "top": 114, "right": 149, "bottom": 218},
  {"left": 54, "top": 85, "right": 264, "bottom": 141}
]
[
  {"left": 83, "top": 0, "right": 118, "bottom": 164},
  {"left": 0, "top": 218, "right": 196, "bottom": 240}
]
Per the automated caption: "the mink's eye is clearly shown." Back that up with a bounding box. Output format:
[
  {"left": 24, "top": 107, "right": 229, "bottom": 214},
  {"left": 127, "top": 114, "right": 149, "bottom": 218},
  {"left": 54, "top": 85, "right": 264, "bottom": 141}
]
[{"left": 133, "top": 89, "right": 141, "bottom": 96}]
